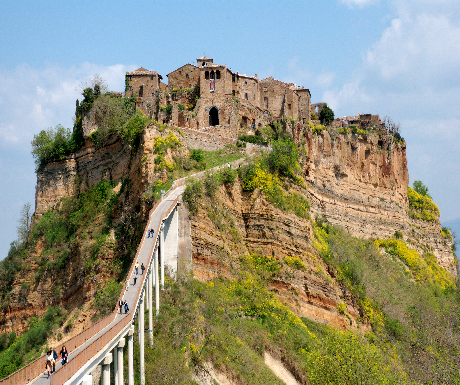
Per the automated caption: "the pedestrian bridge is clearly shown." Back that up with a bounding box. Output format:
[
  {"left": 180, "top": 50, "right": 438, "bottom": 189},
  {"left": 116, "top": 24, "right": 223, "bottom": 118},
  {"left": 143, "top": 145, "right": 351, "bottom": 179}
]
[{"left": 0, "top": 183, "right": 186, "bottom": 385}]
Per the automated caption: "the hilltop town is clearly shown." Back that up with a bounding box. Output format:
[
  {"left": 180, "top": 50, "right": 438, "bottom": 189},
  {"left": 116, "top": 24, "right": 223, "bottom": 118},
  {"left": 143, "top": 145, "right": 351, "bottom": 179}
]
[{"left": 118, "top": 56, "right": 383, "bottom": 137}]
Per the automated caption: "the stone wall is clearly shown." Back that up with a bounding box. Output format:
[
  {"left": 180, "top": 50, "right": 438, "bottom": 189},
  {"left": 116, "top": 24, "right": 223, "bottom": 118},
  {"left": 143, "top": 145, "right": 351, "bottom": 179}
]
[{"left": 167, "top": 64, "right": 200, "bottom": 92}]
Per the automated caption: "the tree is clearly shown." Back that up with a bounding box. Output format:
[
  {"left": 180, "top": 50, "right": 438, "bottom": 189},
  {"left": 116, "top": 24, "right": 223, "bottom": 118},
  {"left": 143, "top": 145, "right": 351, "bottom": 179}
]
[
  {"left": 17, "top": 203, "right": 31, "bottom": 244},
  {"left": 319, "top": 104, "right": 334, "bottom": 125},
  {"left": 78, "top": 74, "right": 108, "bottom": 95},
  {"left": 413, "top": 180, "right": 431, "bottom": 198}
]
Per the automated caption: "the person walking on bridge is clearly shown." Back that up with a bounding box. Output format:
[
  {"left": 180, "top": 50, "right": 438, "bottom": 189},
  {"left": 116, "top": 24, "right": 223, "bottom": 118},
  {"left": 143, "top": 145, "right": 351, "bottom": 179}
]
[
  {"left": 118, "top": 299, "right": 124, "bottom": 314},
  {"left": 60, "top": 346, "right": 68, "bottom": 365},
  {"left": 141, "top": 263, "right": 145, "bottom": 275},
  {"left": 135, "top": 262, "right": 139, "bottom": 275}
]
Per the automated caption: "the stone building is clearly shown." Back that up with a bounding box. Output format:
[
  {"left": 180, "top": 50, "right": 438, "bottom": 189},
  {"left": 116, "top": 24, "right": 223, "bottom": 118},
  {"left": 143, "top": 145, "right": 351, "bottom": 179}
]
[
  {"left": 125, "top": 67, "right": 163, "bottom": 99},
  {"left": 126, "top": 56, "right": 313, "bottom": 137}
]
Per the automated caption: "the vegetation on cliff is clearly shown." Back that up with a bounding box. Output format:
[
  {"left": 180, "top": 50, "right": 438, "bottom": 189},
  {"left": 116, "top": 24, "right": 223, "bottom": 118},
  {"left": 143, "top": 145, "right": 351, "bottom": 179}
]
[
  {"left": 407, "top": 181, "right": 440, "bottom": 222},
  {"left": 314, "top": 221, "right": 459, "bottom": 384}
]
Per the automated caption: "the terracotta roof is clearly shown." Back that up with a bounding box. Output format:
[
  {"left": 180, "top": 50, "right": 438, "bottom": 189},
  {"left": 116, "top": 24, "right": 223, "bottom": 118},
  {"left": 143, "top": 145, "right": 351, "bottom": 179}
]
[{"left": 127, "top": 67, "right": 159, "bottom": 75}]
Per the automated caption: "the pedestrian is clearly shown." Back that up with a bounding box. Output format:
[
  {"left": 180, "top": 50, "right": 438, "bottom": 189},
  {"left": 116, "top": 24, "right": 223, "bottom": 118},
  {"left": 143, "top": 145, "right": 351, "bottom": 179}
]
[
  {"left": 45, "top": 350, "right": 53, "bottom": 378},
  {"left": 147, "top": 229, "right": 150, "bottom": 238},
  {"left": 135, "top": 262, "right": 139, "bottom": 275},
  {"left": 52, "top": 348, "right": 58, "bottom": 373},
  {"left": 141, "top": 263, "right": 145, "bottom": 275},
  {"left": 124, "top": 300, "right": 129, "bottom": 314},
  {"left": 150, "top": 228, "right": 154, "bottom": 237},
  {"left": 126, "top": 280, "right": 130, "bottom": 291},
  {"left": 60, "top": 346, "right": 68, "bottom": 365},
  {"left": 133, "top": 275, "right": 137, "bottom": 285},
  {"left": 118, "top": 299, "right": 124, "bottom": 314}
]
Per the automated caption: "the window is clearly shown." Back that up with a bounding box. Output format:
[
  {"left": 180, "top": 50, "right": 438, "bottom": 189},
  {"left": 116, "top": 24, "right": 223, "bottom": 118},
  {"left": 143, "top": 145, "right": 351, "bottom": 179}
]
[
  {"left": 245, "top": 93, "right": 248, "bottom": 100},
  {"left": 232, "top": 74, "right": 235, "bottom": 82},
  {"left": 179, "top": 71, "right": 181, "bottom": 75},
  {"left": 205, "top": 71, "right": 209, "bottom": 80},
  {"left": 129, "top": 76, "right": 132, "bottom": 81},
  {"left": 232, "top": 90, "right": 235, "bottom": 96},
  {"left": 216, "top": 70, "right": 220, "bottom": 79},
  {"left": 253, "top": 94, "right": 255, "bottom": 100},
  {"left": 288, "top": 104, "right": 291, "bottom": 110},
  {"left": 150, "top": 75, "right": 153, "bottom": 80},
  {"left": 244, "top": 81, "right": 248, "bottom": 85},
  {"left": 129, "top": 86, "right": 132, "bottom": 91},
  {"left": 186, "top": 73, "right": 189, "bottom": 79},
  {"left": 180, "top": 86, "right": 182, "bottom": 89}
]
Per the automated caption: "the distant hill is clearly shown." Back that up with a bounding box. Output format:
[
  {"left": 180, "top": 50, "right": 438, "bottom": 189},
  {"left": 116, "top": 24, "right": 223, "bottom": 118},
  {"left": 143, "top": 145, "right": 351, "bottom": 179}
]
[{"left": 442, "top": 218, "right": 460, "bottom": 240}]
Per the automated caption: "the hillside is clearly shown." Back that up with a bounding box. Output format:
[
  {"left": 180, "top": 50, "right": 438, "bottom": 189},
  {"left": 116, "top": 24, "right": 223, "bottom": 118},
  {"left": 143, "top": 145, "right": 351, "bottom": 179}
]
[{"left": 0, "top": 86, "right": 458, "bottom": 384}]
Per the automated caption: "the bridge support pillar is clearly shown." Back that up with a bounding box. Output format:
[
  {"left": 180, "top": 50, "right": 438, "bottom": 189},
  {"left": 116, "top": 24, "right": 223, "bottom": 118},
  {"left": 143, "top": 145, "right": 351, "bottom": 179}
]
[
  {"left": 155, "top": 247, "right": 159, "bottom": 316},
  {"left": 128, "top": 326, "right": 134, "bottom": 385},
  {"left": 101, "top": 353, "right": 112, "bottom": 385},
  {"left": 113, "top": 343, "right": 118, "bottom": 385},
  {"left": 160, "top": 224, "right": 165, "bottom": 290},
  {"left": 140, "top": 291, "right": 145, "bottom": 385},
  {"left": 148, "top": 269, "right": 153, "bottom": 346},
  {"left": 117, "top": 337, "right": 125, "bottom": 385}
]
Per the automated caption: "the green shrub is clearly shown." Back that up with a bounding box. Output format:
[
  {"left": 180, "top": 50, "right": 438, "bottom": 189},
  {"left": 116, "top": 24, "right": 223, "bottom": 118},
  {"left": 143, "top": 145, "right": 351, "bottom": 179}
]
[
  {"left": 189, "top": 149, "right": 204, "bottom": 163},
  {"left": 217, "top": 167, "right": 237, "bottom": 185},
  {"left": 93, "top": 279, "right": 122, "bottom": 319},
  {"left": 238, "top": 135, "right": 267, "bottom": 146},
  {"left": 183, "top": 178, "right": 203, "bottom": 213},
  {"left": 178, "top": 104, "right": 185, "bottom": 111},
  {"left": 407, "top": 186, "right": 439, "bottom": 222}
]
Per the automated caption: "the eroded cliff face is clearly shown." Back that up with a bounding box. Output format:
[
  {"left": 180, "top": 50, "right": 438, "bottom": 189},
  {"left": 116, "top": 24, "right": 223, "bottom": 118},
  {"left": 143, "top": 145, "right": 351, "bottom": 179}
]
[
  {"left": 303, "top": 130, "right": 456, "bottom": 276},
  {"left": 190, "top": 181, "right": 367, "bottom": 331}
]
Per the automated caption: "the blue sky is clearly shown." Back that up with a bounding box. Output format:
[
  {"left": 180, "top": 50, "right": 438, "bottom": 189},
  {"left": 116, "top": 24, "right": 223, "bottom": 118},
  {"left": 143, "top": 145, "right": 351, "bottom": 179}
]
[{"left": 1, "top": 0, "right": 459, "bottom": 259}]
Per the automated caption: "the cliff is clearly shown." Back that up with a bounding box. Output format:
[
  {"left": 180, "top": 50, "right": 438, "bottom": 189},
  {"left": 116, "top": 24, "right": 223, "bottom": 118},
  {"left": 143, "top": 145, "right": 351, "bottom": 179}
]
[{"left": 303, "top": 130, "right": 456, "bottom": 276}]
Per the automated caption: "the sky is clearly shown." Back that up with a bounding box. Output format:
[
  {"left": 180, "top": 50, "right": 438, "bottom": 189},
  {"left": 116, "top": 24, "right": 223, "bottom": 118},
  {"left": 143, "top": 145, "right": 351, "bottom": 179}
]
[{"left": 0, "top": 0, "right": 459, "bottom": 259}]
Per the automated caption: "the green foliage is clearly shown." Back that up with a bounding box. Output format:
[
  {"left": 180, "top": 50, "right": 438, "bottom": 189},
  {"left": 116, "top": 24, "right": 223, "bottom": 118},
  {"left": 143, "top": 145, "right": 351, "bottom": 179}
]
[
  {"left": 0, "top": 307, "right": 65, "bottom": 379},
  {"left": 312, "top": 223, "right": 460, "bottom": 383},
  {"left": 266, "top": 138, "right": 300, "bottom": 179},
  {"left": 305, "top": 326, "right": 403, "bottom": 385},
  {"left": 217, "top": 167, "right": 237, "bottom": 185},
  {"left": 310, "top": 112, "right": 317, "bottom": 120},
  {"left": 93, "top": 279, "right": 122, "bottom": 320},
  {"left": 308, "top": 121, "right": 326, "bottom": 135},
  {"left": 374, "top": 239, "right": 455, "bottom": 290},
  {"left": 237, "top": 135, "right": 267, "bottom": 146},
  {"left": 412, "top": 180, "right": 431, "bottom": 198},
  {"left": 407, "top": 186, "right": 439, "bottom": 221},
  {"left": 319, "top": 104, "right": 334, "bottom": 125},
  {"left": 189, "top": 149, "right": 204, "bottom": 163},
  {"left": 125, "top": 73, "right": 130, "bottom": 92},
  {"left": 90, "top": 95, "right": 136, "bottom": 148},
  {"left": 284, "top": 256, "right": 307, "bottom": 271},
  {"left": 337, "top": 126, "right": 350, "bottom": 134},
  {"left": 177, "top": 103, "right": 185, "bottom": 111},
  {"left": 122, "top": 110, "right": 149, "bottom": 149},
  {"left": 394, "top": 230, "right": 403, "bottom": 239},
  {"left": 80, "top": 87, "right": 94, "bottom": 111},
  {"left": 183, "top": 178, "right": 203, "bottom": 214}
]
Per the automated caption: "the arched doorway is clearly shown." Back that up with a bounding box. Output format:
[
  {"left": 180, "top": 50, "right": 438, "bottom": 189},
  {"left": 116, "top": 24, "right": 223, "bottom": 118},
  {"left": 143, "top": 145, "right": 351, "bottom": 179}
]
[{"left": 209, "top": 106, "right": 219, "bottom": 126}]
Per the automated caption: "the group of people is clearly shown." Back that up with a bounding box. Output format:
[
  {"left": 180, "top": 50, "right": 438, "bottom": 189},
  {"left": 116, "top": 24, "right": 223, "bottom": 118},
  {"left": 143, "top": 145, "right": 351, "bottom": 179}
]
[
  {"left": 45, "top": 346, "right": 68, "bottom": 378},
  {"left": 118, "top": 299, "right": 129, "bottom": 314},
  {"left": 146, "top": 228, "right": 155, "bottom": 238},
  {"left": 131, "top": 261, "right": 145, "bottom": 286}
]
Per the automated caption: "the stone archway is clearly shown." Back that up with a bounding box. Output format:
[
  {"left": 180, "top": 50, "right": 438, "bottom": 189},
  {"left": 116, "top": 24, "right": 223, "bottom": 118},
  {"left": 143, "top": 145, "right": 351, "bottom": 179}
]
[{"left": 209, "top": 106, "right": 219, "bottom": 126}]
